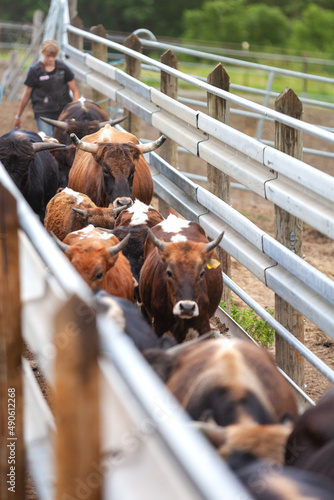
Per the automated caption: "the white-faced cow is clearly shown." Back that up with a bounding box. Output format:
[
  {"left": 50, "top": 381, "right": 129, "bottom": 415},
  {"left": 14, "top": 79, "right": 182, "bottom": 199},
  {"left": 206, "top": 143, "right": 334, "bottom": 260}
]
[
  {"left": 68, "top": 124, "right": 166, "bottom": 208},
  {"left": 100, "top": 199, "right": 164, "bottom": 283},
  {"left": 40, "top": 98, "right": 127, "bottom": 188},
  {"left": 0, "top": 129, "right": 65, "bottom": 222},
  {"left": 138, "top": 215, "right": 224, "bottom": 343},
  {"left": 52, "top": 225, "right": 134, "bottom": 301},
  {"left": 144, "top": 337, "right": 299, "bottom": 468},
  {"left": 44, "top": 187, "right": 126, "bottom": 241}
]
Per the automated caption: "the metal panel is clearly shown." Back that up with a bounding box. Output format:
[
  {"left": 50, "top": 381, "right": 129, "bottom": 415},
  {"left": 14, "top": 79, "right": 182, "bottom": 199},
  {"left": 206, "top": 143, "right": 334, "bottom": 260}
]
[
  {"left": 152, "top": 111, "right": 208, "bottom": 155},
  {"left": 85, "top": 53, "right": 117, "bottom": 80},
  {"left": 199, "top": 212, "right": 273, "bottom": 283},
  {"left": 197, "top": 185, "right": 264, "bottom": 250},
  {"left": 151, "top": 88, "right": 199, "bottom": 127},
  {"left": 116, "top": 88, "right": 159, "bottom": 124},
  {"left": 263, "top": 234, "right": 334, "bottom": 307},
  {"left": 264, "top": 146, "right": 334, "bottom": 203},
  {"left": 153, "top": 175, "right": 207, "bottom": 222},
  {"left": 86, "top": 73, "right": 123, "bottom": 101},
  {"left": 199, "top": 137, "right": 276, "bottom": 197},
  {"left": 19, "top": 231, "right": 48, "bottom": 302},
  {"left": 265, "top": 177, "right": 334, "bottom": 239},
  {"left": 23, "top": 358, "right": 55, "bottom": 500},
  {"left": 198, "top": 112, "right": 266, "bottom": 163},
  {"left": 149, "top": 151, "right": 198, "bottom": 200},
  {"left": 266, "top": 266, "right": 334, "bottom": 339},
  {"left": 116, "top": 69, "right": 152, "bottom": 101},
  {"left": 67, "top": 60, "right": 89, "bottom": 82},
  {"left": 63, "top": 43, "right": 87, "bottom": 65}
]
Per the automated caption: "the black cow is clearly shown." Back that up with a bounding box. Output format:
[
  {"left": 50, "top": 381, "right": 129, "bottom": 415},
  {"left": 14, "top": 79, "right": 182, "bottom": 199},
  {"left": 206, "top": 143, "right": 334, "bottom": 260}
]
[{"left": 0, "top": 129, "right": 64, "bottom": 222}]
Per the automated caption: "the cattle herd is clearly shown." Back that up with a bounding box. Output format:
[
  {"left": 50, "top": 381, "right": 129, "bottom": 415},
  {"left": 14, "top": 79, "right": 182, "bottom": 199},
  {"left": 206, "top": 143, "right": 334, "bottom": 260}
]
[{"left": 1, "top": 97, "right": 333, "bottom": 499}]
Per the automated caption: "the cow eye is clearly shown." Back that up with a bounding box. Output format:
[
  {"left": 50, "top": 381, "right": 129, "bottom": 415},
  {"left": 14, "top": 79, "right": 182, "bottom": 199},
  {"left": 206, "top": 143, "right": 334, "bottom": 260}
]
[
  {"left": 166, "top": 269, "right": 173, "bottom": 278},
  {"left": 199, "top": 270, "right": 205, "bottom": 279},
  {"left": 95, "top": 272, "right": 103, "bottom": 280}
]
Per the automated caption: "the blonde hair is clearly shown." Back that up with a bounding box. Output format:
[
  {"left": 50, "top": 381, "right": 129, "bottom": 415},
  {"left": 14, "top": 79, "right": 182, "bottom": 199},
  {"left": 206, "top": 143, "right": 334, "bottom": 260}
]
[{"left": 41, "top": 39, "right": 60, "bottom": 56}]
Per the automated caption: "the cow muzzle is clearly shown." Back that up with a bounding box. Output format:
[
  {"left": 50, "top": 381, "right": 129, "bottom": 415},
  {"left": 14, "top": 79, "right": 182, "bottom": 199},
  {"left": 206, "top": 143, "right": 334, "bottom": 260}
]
[
  {"left": 113, "top": 197, "right": 133, "bottom": 209},
  {"left": 173, "top": 300, "right": 199, "bottom": 319}
]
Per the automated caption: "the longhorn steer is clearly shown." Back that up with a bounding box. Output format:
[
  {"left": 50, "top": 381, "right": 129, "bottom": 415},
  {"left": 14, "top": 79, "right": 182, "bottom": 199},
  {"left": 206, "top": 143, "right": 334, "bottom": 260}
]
[
  {"left": 0, "top": 129, "right": 64, "bottom": 221},
  {"left": 68, "top": 124, "right": 166, "bottom": 208},
  {"left": 44, "top": 187, "right": 126, "bottom": 241},
  {"left": 53, "top": 225, "right": 134, "bottom": 301},
  {"left": 138, "top": 215, "right": 224, "bottom": 343}
]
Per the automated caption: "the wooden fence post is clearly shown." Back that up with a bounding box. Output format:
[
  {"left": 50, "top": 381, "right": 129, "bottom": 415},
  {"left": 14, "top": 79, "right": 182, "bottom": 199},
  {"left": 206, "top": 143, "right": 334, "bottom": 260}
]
[
  {"left": 89, "top": 24, "right": 108, "bottom": 113},
  {"left": 159, "top": 49, "right": 178, "bottom": 217},
  {"left": 274, "top": 87, "right": 304, "bottom": 389},
  {"left": 207, "top": 63, "right": 231, "bottom": 312},
  {"left": 69, "top": 15, "right": 84, "bottom": 95},
  {"left": 0, "top": 185, "right": 24, "bottom": 500},
  {"left": 124, "top": 34, "right": 142, "bottom": 138},
  {"left": 55, "top": 294, "right": 101, "bottom": 500}
]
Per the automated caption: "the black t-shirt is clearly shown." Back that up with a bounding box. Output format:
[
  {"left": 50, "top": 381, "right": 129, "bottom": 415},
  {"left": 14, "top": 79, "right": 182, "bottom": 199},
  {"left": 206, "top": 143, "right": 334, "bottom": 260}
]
[{"left": 24, "top": 60, "right": 75, "bottom": 118}]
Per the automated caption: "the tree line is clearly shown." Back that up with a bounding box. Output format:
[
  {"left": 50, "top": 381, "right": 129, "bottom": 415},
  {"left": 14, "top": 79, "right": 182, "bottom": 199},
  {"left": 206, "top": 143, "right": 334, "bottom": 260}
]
[{"left": 2, "top": 0, "right": 334, "bottom": 55}]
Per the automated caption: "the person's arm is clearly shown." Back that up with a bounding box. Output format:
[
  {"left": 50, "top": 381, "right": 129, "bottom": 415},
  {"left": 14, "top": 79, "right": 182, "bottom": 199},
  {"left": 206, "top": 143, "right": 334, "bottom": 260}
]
[
  {"left": 14, "top": 86, "right": 33, "bottom": 128},
  {"left": 67, "top": 80, "right": 80, "bottom": 101}
]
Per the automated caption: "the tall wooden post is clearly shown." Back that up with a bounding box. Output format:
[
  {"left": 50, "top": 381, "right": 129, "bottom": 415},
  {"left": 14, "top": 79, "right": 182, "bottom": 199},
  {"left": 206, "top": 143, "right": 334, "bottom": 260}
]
[
  {"left": 124, "top": 34, "right": 142, "bottom": 138},
  {"left": 207, "top": 63, "right": 231, "bottom": 312},
  {"left": 69, "top": 15, "right": 84, "bottom": 95},
  {"left": 159, "top": 49, "right": 178, "bottom": 217},
  {"left": 274, "top": 87, "right": 304, "bottom": 389},
  {"left": 0, "top": 185, "right": 24, "bottom": 500},
  {"left": 90, "top": 24, "right": 108, "bottom": 113},
  {"left": 55, "top": 295, "right": 101, "bottom": 500}
]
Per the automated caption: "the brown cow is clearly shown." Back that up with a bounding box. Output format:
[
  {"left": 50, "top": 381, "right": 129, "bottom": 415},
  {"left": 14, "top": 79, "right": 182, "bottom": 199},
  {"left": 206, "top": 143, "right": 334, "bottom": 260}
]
[
  {"left": 68, "top": 124, "right": 166, "bottom": 208},
  {"left": 144, "top": 336, "right": 298, "bottom": 468},
  {"left": 52, "top": 225, "right": 134, "bottom": 301},
  {"left": 139, "top": 215, "right": 224, "bottom": 343},
  {"left": 44, "top": 187, "right": 126, "bottom": 241}
]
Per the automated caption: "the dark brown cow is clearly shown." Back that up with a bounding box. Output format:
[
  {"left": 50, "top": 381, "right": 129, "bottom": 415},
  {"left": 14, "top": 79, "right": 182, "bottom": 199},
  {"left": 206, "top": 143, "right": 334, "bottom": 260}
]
[
  {"left": 285, "top": 387, "right": 334, "bottom": 484},
  {"left": 53, "top": 225, "right": 134, "bottom": 301},
  {"left": 100, "top": 199, "right": 164, "bottom": 283},
  {"left": 44, "top": 187, "right": 125, "bottom": 241},
  {"left": 144, "top": 337, "right": 298, "bottom": 468},
  {"left": 68, "top": 124, "right": 166, "bottom": 208},
  {"left": 139, "top": 215, "right": 224, "bottom": 343},
  {"left": 41, "top": 98, "right": 126, "bottom": 145}
]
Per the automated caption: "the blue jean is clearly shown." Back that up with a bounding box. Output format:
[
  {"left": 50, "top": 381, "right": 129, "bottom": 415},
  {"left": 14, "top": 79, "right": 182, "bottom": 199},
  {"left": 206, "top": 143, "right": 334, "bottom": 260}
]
[{"left": 35, "top": 117, "right": 54, "bottom": 137}]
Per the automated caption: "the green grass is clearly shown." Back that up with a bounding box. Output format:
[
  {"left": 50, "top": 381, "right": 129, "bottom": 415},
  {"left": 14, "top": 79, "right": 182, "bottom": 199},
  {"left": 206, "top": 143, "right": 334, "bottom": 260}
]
[{"left": 221, "top": 296, "right": 275, "bottom": 348}]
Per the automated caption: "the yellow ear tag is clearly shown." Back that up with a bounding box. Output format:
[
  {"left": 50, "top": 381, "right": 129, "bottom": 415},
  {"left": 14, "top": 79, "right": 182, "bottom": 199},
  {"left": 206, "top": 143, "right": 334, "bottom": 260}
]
[{"left": 207, "top": 259, "right": 221, "bottom": 269}]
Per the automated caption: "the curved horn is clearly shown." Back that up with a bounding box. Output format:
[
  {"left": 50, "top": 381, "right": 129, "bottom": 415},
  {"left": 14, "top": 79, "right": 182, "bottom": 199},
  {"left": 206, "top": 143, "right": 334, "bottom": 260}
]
[
  {"left": 112, "top": 204, "right": 128, "bottom": 216},
  {"left": 204, "top": 231, "right": 225, "bottom": 253},
  {"left": 109, "top": 232, "right": 131, "bottom": 257},
  {"left": 137, "top": 135, "right": 167, "bottom": 154},
  {"left": 40, "top": 116, "right": 69, "bottom": 131},
  {"left": 98, "top": 115, "right": 127, "bottom": 128},
  {"left": 31, "top": 142, "right": 66, "bottom": 152},
  {"left": 147, "top": 228, "right": 166, "bottom": 251},
  {"left": 50, "top": 231, "right": 70, "bottom": 253},
  {"left": 72, "top": 207, "right": 88, "bottom": 218},
  {"left": 70, "top": 133, "right": 99, "bottom": 153},
  {"left": 192, "top": 421, "right": 227, "bottom": 449}
]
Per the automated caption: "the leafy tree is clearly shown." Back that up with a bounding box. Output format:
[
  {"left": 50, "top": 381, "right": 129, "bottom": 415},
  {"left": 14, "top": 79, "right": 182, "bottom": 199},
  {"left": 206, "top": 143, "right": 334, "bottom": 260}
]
[
  {"left": 289, "top": 4, "right": 334, "bottom": 53},
  {"left": 183, "top": 0, "right": 247, "bottom": 43},
  {"left": 244, "top": 4, "right": 290, "bottom": 47}
]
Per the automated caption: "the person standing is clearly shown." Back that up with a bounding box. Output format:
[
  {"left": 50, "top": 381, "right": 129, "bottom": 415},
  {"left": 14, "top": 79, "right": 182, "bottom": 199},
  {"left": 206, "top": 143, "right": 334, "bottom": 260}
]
[{"left": 14, "top": 39, "right": 80, "bottom": 136}]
